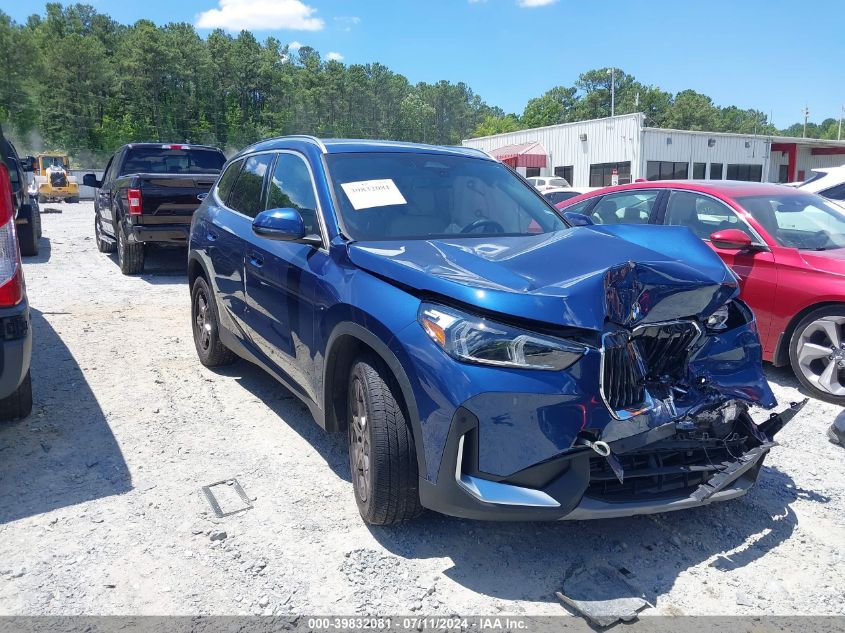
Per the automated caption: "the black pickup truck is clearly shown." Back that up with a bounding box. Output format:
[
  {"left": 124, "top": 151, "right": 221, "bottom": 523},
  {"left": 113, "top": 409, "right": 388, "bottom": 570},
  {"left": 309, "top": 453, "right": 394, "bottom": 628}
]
[
  {"left": 84, "top": 143, "right": 226, "bottom": 274},
  {"left": 1, "top": 125, "right": 41, "bottom": 257}
]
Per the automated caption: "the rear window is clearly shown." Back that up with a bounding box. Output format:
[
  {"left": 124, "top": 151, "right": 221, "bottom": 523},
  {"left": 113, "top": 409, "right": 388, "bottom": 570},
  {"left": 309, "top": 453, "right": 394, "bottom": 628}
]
[{"left": 121, "top": 147, "right": 225, "bottom": 176}]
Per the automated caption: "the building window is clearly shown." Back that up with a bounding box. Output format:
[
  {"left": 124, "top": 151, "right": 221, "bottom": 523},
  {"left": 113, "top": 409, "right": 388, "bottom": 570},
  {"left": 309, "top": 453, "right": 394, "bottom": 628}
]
[
  {"left": 710, "top": 163, "right": 723, "bottom": 180},
  {"left": 646, "top": 161, "right": 688, "bottom": 181},
  {"left": 727, "top": 164, "right": 763, "bottom": 182},
  {"left": 525, "top": 167, "right": 541, "bottom": 178},
  {"left": 693, "top": 162, "right": 706, "bottom": 179},
  {"left": 589, "top": 162, "right": 631, "bottom": 187},
  {"left": 554, "top": 165, "right": 574, "bottom": 185},
  {"left": 778, "top": 164, "right": 789, "bottom": 183}
]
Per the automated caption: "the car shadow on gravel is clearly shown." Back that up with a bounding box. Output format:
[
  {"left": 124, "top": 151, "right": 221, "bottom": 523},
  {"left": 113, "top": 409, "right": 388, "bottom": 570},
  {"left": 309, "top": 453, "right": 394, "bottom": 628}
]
[
  {"left": 764, "top": 363, "right": 821, "bottom": 403},
  {"left": 214, "top": 360, "right": 351, "bottom": 482},
  {"left": 106, "top": 247, "right": 188, "bottom": 282},
  {"left": 23, "top": 237, "right": 51, "bottom": 264},
  {"left": 0, "top": 309, "right": 131, "bottom": 524},
  {"left": 368, "top": 465, "right": 823, "bottom": 607}
]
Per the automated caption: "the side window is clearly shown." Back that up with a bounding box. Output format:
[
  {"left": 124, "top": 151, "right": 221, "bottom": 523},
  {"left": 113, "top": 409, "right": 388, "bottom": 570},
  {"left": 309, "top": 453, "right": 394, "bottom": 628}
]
[
  {"left": 665, "top": 191, "right": 743, "bottom": 240},
  {"left": 821, "top": 183, "right": 845, "bottom": 201},
  {"left": 590, "top": 190, "right": 659, "bottom": 225},
  {"left": 215, "top": 158, "right": 243, "bottom": 205},
  {"left": 102, "top": 155, "right": 115, "bottom": 184},
  {"left": 227, "top": 154, "right": 274, "bottom": 218},
  {"left": 265, "top": 153, "right": 320, "bottom": 235}
]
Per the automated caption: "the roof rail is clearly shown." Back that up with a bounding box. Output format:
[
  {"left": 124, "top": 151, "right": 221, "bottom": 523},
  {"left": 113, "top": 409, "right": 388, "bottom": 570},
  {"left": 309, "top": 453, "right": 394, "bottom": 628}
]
[
  {"left": 284, "top": 135, "right": 328, "bottom": 153},
  {"left": 461, "top": 146, "right": 493, "bottom": 159}
]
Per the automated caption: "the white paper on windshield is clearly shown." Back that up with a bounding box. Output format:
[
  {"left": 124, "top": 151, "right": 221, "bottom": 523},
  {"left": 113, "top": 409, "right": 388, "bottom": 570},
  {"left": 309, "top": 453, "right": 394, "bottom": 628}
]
[{"left": 340, "top": 179, "right": 407, "bottom": 210}]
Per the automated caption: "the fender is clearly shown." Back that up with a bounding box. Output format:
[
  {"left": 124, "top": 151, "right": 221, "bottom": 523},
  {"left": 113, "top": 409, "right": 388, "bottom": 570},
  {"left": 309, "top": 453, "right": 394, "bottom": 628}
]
[{"left": 324, "top": 321, "right": 427, "bottom": 478}]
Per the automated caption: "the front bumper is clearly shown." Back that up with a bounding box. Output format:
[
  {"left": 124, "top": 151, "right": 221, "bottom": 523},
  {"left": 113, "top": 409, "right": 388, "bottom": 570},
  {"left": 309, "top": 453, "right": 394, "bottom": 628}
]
[
  {"left": 418, "top": 401, "right": 805, "bottom": 521},
  {"left": 0, "top": 303, "right": 32, "bottom": 399},
  {"left": 38, "top": 184, "right": 79, "bottom": 197}
]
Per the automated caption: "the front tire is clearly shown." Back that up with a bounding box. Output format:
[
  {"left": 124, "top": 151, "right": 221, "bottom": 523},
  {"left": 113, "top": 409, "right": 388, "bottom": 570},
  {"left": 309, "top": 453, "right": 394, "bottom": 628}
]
[
  {"left": 348, "top": 355, "right": 422, "bottom": 524},
  {"left": 191, "top": 276, "right": 236, "bottom": 367},
  {"left": 789, "top": 305, "right": 845, "bottom": 405},
  {"left": 0, "top": 371, "right": 33, "bottom": 422},
  {"left": 116, "top": 223, "right": 144, "bottom": 274}
]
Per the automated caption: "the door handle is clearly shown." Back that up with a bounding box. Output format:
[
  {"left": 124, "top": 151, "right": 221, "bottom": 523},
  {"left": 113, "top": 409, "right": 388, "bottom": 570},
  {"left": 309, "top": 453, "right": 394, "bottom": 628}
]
[{"left": 248, "top": 252, "right": 264, "bottom": 268}]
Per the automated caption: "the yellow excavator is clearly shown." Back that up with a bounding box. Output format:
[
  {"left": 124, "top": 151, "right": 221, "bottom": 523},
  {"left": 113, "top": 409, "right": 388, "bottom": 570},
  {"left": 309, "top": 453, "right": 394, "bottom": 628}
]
[{"left": 31, "top": 153, "right": 79, "bottom": 202}]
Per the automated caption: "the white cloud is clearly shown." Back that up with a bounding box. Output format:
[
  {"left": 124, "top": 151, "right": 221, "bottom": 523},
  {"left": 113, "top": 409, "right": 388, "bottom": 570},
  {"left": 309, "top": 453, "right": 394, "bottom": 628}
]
[
  {"left": 333, "top": 16, "right": 361, "bottom": 31},
  {"left": 326, "top": 51, "right": 344, "bottom": 62},
  {"left": 517, "top": 0, "right": 557, "bottom": 6},
  {"left": 196, "top": 0, "right": 324, "bottom": 31},
  {"left": 288, "top": 40, "right": 304, "bottom": 51}
]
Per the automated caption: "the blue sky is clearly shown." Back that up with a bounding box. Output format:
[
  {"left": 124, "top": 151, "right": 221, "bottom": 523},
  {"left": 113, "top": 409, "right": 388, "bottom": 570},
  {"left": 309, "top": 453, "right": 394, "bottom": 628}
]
[{"left": 6, "top": 0, "right": 844, "bottom": 128}]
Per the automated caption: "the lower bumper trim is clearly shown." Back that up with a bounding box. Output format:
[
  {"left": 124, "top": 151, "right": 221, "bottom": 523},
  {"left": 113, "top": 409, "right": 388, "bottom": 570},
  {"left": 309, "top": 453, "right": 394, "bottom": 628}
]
[{"left": 131, "top": 226, "right": 189, "bottom": 244}]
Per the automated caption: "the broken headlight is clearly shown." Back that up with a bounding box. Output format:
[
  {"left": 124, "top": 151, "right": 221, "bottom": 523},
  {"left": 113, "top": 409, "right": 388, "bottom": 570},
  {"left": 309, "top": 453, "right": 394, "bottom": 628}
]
[
  {"left": 705, "top": 303, "right": 730, "bottom": 330},
  {"left": 418, "top": 302, "right": 585, "bottom": 371}
]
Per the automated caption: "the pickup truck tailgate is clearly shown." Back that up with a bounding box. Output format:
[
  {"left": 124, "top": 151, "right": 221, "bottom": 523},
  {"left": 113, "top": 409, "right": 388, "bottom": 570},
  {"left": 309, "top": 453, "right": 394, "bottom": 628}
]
[{"left": 137, "top": 173, "right": 217, "bottom": 217}]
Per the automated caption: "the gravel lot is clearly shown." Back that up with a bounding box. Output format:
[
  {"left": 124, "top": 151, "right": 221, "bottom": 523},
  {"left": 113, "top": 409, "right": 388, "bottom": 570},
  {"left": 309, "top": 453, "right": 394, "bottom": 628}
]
[{"left": 0, "top": 201, "right": 843, "bottom": 617}]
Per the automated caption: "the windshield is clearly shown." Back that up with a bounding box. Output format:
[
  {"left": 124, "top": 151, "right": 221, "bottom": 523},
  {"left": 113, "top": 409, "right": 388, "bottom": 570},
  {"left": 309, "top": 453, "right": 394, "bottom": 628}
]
[
  {"left": 736, "top": 192, "right": 845, "bottom": 250},
  {"left": 121, "top": 148, "right": 225, "bottom": 175},
  {"left": 42, "top": 155, "right": 66, "bottom": 168},
  {"left": 326, "top": 152, "right": 566, "bottom": 241}
]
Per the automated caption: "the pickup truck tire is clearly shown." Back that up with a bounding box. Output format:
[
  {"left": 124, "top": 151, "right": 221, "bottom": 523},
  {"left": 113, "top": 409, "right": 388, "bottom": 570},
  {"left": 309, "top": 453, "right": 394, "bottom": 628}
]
[
  {"left": 191, "top": 276, "right": 237, "bottom": 367},
  {"left": 18, "top": 205, "right": 39, "bottom": 257},
  {"left": 0, "top": 370, "right": 33, "bottom": 422},
  {"left": 68, "top": 197, "right": 79, "bottom": 203},
  {"left": 348, "top": 355, "right": 422, "bottom": 525},
  {"left": 117, "top": 224, "right": 144, "bottom": 275},
  {"left": 95, "top": 216, "right": 116, "bottom": 253}
]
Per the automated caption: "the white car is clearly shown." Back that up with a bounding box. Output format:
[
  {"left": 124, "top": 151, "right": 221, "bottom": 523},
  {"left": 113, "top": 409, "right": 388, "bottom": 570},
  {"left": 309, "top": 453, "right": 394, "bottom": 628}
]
[
  {"left": 797, "top": 166, "right": 845, "bottom": 207},
  {"left": 526, "top": 176, "right": 570, "bottom": 191}
]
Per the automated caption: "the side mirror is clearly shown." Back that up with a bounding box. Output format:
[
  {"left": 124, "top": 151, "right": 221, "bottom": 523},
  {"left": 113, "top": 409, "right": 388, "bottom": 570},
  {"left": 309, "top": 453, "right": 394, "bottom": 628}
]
[
  {"left": 563, "top": 211, "right": 594, "bottom": 227},
  {"left": 253, "top": 208, "right": 307, "bottom": 242},
  {"left": 83, "top": 173, "right": 101, "bottom": 188},
  {"left": 20, "top": 156, "right": 35, "bottom": 172},
  {"left": 710, "top": 228, "right": 753, "bottom": 250}
]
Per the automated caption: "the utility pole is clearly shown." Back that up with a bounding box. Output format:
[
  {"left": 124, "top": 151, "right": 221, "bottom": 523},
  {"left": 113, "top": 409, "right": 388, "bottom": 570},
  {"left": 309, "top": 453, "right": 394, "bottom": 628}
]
[
  {"left": 802, "top": 105, "right": 810, "bottom": 138},
  {"left": 608, "top": 67, "right": 615, "bottom": 117}
]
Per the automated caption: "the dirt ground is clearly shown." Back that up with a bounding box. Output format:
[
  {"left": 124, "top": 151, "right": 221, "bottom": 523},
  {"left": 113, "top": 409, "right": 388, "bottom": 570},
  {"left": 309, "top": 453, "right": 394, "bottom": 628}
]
[{"left": 0, "top": 201, "right": 843, "bottom": 617}]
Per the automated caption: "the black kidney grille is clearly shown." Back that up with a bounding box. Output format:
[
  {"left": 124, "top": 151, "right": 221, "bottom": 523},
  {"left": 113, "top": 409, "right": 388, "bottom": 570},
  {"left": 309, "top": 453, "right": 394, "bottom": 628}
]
[
  {"left": 633, "top": 322, "right": 701, "bottom": 379},
  {"left": 602, "top": 339, "right": 646, "bottom": 411},
  {"left": 602, "top": 321, "right": 700, "bottom": 413}
]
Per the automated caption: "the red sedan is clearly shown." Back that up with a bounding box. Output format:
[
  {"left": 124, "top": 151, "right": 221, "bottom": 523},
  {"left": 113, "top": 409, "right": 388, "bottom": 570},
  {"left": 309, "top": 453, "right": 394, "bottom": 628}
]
[{"left": 558, "top": 180, "right": 845, "bottom": 404}]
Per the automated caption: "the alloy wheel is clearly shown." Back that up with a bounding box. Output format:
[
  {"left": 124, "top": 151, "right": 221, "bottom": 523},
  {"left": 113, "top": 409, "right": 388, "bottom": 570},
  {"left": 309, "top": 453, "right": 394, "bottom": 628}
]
[
  {"left": 194, "top": 291, "right": 212, "bottom": 352},
  {"left": 796, "top": 316, "right": 845, "bottom": 396},
  {"left": 350, "top": 377, "right": 371, "bottom": 502}
]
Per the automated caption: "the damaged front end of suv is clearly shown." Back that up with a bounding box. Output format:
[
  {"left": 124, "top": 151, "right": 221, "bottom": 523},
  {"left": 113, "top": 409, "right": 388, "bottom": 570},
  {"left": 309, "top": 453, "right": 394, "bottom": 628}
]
[{"left": 352, "top": 225, "right": 806, "bottom": 521}]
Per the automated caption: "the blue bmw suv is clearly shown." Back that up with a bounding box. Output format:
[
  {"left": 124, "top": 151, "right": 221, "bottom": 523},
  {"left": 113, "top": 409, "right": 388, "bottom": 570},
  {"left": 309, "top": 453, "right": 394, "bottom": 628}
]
[{"left": 188, "top": 136, "right": 803, "bottom": 524}]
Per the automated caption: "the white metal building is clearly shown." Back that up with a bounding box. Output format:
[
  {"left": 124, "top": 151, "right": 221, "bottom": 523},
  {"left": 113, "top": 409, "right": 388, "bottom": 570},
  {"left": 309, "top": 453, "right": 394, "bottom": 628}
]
[{"left": 462, "top": 113, "right": 845, "bottom": 188}]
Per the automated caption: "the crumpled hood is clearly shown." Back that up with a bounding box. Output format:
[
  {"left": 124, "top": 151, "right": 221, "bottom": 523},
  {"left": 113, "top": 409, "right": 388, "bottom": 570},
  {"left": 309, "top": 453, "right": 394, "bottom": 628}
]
[{"left": 348, "top": 224, "right": 738, "bottom": 331}]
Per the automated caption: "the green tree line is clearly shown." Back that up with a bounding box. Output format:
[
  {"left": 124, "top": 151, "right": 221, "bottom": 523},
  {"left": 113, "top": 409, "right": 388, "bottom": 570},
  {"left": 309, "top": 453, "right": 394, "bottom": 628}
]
[{"left": 0, "top": 3, "right": 840, "bottom": 165}]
